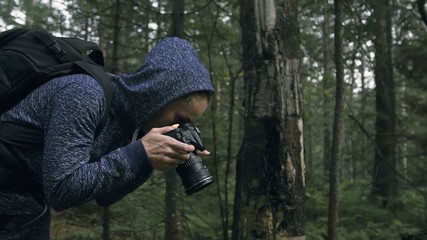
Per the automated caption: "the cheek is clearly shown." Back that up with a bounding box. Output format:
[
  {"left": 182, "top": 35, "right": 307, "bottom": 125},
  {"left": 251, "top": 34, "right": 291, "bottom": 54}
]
[
  {"left": 195, "top": 100, "right": 209, "bottom": 118},
  {"left": 155, "top": 112, "right": 177, "bottom": 127},
  {"left": 142, "top": 112, "right": 173, "bottom": 134}
]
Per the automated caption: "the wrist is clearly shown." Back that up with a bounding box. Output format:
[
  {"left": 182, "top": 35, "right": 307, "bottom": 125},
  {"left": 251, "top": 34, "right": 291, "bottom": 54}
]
[{"left": 121, "top": 140, "right": 153, "bottom": 177}]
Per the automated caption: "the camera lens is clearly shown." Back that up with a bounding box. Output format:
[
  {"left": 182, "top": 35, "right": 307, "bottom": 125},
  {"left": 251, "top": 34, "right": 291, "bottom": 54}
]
[{"left": 176, "top": 153, "right": 214, "bottom": 195}]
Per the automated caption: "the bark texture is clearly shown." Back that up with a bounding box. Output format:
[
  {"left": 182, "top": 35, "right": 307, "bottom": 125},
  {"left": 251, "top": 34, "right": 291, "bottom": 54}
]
[{"left": 233, "top": 0, "right": 305, "bottom": 239}]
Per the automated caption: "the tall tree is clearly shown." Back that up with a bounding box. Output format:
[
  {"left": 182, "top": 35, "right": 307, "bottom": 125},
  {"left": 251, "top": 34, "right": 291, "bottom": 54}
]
[
  {"left": 321, "top": 4, "right": 333, "bottom": 178},
  {"left": 103, "top": 1, "right": 122, "bottom": 239},
  {"left": 164, "top": 0, "right": 185, "bottom": 239},
  {"left": 327, "top": 0, "right": 344, "bottom": 239},
  {"left": 371, "top": 0, "right": 398, "bottom": 208},
  {"left": 102, "top": 0, "right": 122, "bottom": 240},
  {"left": 233, "top": 0, "right": 305, "bottom": 239}
]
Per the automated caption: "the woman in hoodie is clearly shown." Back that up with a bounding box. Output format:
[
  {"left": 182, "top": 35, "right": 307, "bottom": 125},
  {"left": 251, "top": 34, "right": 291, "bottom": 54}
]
[{"left": 0, "top": 37, "right": 214, "bottom": 239}]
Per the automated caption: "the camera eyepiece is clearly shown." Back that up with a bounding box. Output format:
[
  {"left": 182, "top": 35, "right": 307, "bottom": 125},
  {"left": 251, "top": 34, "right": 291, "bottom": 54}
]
[{"left": 166, "top": 123, "right": 214, "bottom": 195}]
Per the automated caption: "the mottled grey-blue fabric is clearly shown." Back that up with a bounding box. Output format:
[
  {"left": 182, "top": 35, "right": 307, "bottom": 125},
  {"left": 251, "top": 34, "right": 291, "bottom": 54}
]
[{"left": 0, "top": 37, "right": 214, "bottom": 239}]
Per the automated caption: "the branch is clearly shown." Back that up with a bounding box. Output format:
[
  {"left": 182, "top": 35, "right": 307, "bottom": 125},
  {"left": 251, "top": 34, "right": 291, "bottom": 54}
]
[{"left": 348, "top": 114, "right": 372, "bottom": 140}]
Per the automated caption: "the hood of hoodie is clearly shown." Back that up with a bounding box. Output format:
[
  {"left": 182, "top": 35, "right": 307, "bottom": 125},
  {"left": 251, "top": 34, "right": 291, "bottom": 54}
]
[{"left": 109, "top": 37, "right": 214, "bottom": 132}]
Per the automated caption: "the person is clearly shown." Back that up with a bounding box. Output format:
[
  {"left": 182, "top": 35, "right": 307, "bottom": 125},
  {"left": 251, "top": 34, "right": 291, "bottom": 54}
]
[{"left": 0, "top": 36, "right": 214, "bottom": 239}]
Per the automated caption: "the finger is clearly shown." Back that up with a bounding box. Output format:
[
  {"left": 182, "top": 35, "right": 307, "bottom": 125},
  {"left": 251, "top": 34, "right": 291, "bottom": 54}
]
[
  {"left": 175, "top": 158, "right": 186, "bottom": 165},
  {"left": 177, "top": 152, "right": 191, "bottom": 162},
  {"left": 197, "top": 150, "right": 211, "bottom": 156},
  {"left": 164, "top": 136, "right": 195, "bottom": 153},
  {"left": 164, "top": 148, "right": 191, "bottom": 162},
  {"left": 154, "top": 144, "right": 190, "bottom": 160},
  {"left": 174, "top": 142, "right": 195, "bottom": 153},
  {"left": 151, "top": 126, "right": 176, "bottom": 134}
]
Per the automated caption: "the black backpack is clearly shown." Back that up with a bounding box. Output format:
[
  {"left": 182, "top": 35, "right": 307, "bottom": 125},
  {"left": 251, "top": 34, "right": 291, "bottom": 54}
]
[
  {"left": 0, "top": 28, "right": 113, "bottom": 193},
  {"left": 0, "top": 28, "right": 113, "bottom": 118}
]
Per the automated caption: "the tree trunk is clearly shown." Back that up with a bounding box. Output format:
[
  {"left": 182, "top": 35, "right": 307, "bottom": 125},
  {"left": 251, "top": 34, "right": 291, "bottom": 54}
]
[
  {"left": 164, "top": 170, "right": 182, "bottom": 240},
  {"left": 417, "top": 0, "right": 427, "bottom": 27},
  {"left": 322, "top": 5, "right": 332, "bottom": 178},
  {"left": 171, "top": 0, "right": 184, "bottom": 37},
  {"left": 327, "top": 0, "right": 344, "bottom": 239},
  {"left": 102, "top": 1, "right": 122, "bottom": 239},
  {"left": 360, "top": 56, "right": 368, "bottom": 177},
  {"left": 102, "top": 206, "right": 110, "bottom": 240},
  {"left": 371, "top": 0, "right": 398, "bottom": 208},
  {"left": 233, "top": 0, "right": 305, "bottom": 239},
  {"left": 110, "top": 0, "right": 121, "bottom": 73},
  {"left": 164, "top": 0, "right": 185, "bottom": 239}
]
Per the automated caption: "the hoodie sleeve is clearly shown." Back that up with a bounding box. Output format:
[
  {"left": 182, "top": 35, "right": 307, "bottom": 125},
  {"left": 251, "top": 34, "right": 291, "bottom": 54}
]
[
  {"left": 42, "top": 75, "right": 152, "bottom": 211},
  {"left": 95, "top": 140, "right": 153, "bottom": 206}
]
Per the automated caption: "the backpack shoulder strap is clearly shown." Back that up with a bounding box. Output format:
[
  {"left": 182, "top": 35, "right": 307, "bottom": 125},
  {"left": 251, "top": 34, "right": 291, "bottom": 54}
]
[
  {"left": 36, "top": 31, "right": 113, "bottom": 135},
  {"left": 62, "top": 38, "right": 105, "bottom": 65},
  {"left": 74, "top": 60, "right": 113, "bottom": 135}
]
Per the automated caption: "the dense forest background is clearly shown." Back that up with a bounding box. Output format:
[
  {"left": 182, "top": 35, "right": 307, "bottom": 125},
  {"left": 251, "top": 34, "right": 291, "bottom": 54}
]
[{"left": 1, "top": 0, "right": 426, "bottom": 239}]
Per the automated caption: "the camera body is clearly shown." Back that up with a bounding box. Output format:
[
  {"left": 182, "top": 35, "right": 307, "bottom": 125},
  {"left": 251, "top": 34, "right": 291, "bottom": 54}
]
[{"left": 166, "top": 123, "right": 214, "bottom": 195}]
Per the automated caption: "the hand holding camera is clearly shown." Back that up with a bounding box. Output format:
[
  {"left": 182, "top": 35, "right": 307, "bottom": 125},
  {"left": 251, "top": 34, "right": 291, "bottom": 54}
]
[
  {"left": 141, "top": 126, "right": 194, "bottom": 170},
  {"left": 141, "top": 123, "right": 214, "bottom": 195}
]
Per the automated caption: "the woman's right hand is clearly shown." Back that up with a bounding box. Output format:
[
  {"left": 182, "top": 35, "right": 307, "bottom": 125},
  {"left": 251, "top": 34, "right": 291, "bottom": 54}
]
[{"left": 141, "top": 126, "right": 195, "bottom": 171}]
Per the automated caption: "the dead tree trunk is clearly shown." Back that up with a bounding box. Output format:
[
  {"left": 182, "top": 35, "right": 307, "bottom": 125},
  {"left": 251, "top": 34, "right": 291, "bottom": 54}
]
[{"left": 232, "top": 0, "right": 305, "bottom": 239}]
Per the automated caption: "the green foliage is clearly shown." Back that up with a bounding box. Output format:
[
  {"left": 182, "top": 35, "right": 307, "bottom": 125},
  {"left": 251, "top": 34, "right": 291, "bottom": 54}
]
[
  {"left": 2, "top": 0, "right": 427, "bottom": 239},
  {"left": 306, "top": 180, "right": 427, "bottom": 239}
]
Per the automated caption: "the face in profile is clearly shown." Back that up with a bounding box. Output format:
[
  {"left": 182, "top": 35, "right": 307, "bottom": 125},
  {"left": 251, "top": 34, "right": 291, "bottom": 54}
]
[{"left": 141, "top": 94, "right": 209, "bottom": 135}]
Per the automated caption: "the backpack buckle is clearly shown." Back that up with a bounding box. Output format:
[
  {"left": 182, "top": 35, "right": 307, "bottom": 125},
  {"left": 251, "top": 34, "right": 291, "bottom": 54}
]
[
  {"left": 48, "top": 40, "right": 66, "bottom": 58},
  {"left": 33, "top": 30, "right": 67, "bottom": 59}
]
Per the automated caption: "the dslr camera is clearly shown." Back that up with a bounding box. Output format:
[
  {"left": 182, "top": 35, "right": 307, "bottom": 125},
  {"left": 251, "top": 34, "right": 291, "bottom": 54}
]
[{"left": 166, "top": 123, "right": 214, "bottom": 195}]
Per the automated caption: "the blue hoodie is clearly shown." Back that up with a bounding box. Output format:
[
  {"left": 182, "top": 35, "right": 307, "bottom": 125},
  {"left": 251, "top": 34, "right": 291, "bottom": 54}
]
[{"left": 0, "top": 37, "right": 214, "bottom": 239}]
